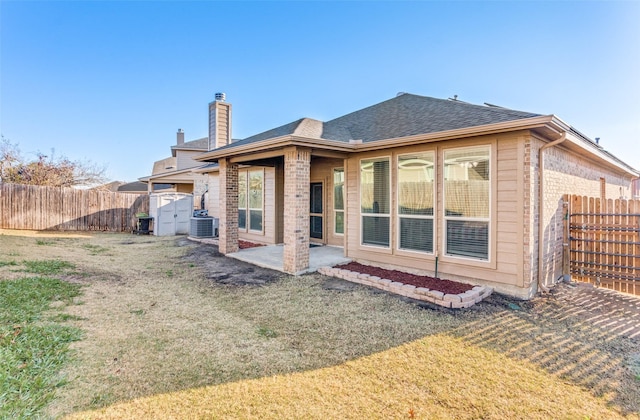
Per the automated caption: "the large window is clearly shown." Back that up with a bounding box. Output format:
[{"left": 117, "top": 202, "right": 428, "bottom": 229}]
[
  {"left": 360, "top": 158, "right": 390, "bottom": 247},
  {"left": 443, "top": 146, "right": 490, "bottom": 260},
  {"left": 334, "top": 168, "right": 345, "bottom": 235},
  {"left": 398, "top": 152, "right": 434, "bottom": 253},
  {"left": 238, "top": 169, "right": 264, "bottom": 232}
]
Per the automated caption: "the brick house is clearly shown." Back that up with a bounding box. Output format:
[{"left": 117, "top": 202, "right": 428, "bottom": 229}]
[{"left": 195, "top": 93, "right": 637, "bottom": 299}]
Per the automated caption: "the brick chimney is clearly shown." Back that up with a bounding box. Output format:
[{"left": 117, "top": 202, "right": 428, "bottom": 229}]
[
  {"left": 208, "top": 92, "right": 232, "bottom": 150},
  {"left": 176, "top": 128, "right": 184, "bottom": 145}
]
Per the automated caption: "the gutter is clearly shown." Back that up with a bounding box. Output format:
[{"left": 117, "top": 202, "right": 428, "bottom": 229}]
[{"left": 537, "top": 132, "right": 566, "bottom": 294}]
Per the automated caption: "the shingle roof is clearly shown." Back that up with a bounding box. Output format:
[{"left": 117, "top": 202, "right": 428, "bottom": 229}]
[
  {"left": 117, "top": 181, "right": 147, "bottom": 192},
  {"left": 172, "top": 137, "right": 208, "bottom": 151},
  {"left": 218, "top": 93, "right": 541, "bottom": 151},
  {"left": 321, "top": 94, "right": 541, "bottom": 142},
  {"left": 214, "top": 118, "right": 324, "bottom": 151}
]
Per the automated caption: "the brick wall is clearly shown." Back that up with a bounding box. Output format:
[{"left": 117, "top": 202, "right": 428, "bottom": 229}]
[
  {"left": 219, "top": 159, "right": 239, "bottom": 254},
  {"left": 283, "top": 148, "right": 310, "bottom": 273},
  {"left": 529, "top": 136, "right": 634, "bottom": 290}
]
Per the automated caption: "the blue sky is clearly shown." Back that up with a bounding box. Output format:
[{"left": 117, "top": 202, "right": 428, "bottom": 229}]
[{"left": 1, "top": 1, "right": 639, "bottom": 182}]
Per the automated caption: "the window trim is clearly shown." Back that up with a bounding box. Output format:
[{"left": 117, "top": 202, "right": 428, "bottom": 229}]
[
  {"left": 442, "top": 144, "right": 492, "bottom": 262},
  {"left": 359, "top": 155, "right": 391, "bottom": 249},
  {"left": 396, "top": 151, "right": 436, "bottom": 255}
]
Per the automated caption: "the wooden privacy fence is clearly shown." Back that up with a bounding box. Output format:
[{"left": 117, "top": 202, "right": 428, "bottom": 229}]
[
  {"left": 566, "top": 194, "right": 640, "bottom": 296},
  {"left": 0, "top": 183, "right": 149, "bottom": 232}
]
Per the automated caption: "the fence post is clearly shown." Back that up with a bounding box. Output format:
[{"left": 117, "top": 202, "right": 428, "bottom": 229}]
[{"left": 562, "top": 194, "right": 571, "bottom": 282}]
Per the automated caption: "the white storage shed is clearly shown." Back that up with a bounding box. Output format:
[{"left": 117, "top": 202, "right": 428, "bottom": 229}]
[{"left": 149, "top": 192, "right": 193, "bottom": 236}]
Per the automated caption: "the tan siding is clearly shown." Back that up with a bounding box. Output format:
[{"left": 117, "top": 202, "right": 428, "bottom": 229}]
[
  {"left": 496, "top": 137, "right": 524, "bottom": 287},
  {"left": 345, "top": 134, "right": 530, "bottom": 298},
  {"left": 176, "top": 150, "right": 205, "bottom": 170},
  {"left": 207, "top": 173, "right": 220, "bottom": 218},
  {"left": 497, "top": 230, "right": 517, "bottom": 243},
  {"left": 497, "top": 210, "right": 517, "bottom": 223},
  {"left": 497, "top": 179, "right": 517, "bottom": 192}
]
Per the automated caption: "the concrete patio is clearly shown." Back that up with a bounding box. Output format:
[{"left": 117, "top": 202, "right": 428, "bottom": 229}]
[
  {"left": 226, "top": 244, "right": 351, "bottom": 274},
  {"left": 187, "top": 237, "right": 350, "bottom": 275}
]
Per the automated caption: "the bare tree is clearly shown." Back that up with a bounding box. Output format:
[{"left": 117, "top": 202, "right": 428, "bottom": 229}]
[{"left": 0, "top": 136, "right": 108, "bottom": 188}]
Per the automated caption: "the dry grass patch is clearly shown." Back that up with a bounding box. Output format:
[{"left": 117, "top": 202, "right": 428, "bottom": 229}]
[
  {"left": 0, "top": 233, "right": 453, "bottom": 417},
  {"left": 1, "top": 232, "right": 639, "bottom": 419},
  {"left": 67, "top": 333, "right": 633, "bottom": 420}
]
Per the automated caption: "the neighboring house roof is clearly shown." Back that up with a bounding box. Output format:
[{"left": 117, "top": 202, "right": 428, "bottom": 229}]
[
  {"left": 171, "top": 137, "right": 208, "bottom": 156},
  {"left": 141, "top": 136, "right": 211, "bottom": 183},
  {"left": 116, "top": 181, "right": 147, "bottom": 193},
  {"left": 92, "top": 181, "right": 124, "bottom": 192},
  {"left": 145, "top": 164, "right": 212, "bottom": 183}
]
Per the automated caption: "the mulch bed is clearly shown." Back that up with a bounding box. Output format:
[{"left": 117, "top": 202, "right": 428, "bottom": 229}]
[
  {"left": 238, "top": 240, "right": 265, "bottom": 250},
  {"left": 335, "top": 262, "right": 473, "bottom": 295}
]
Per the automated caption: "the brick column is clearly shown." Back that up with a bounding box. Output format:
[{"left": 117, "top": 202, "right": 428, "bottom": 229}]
[
  {"left": 283, "top": 147, "right": 310, "bottom": 274},
  {"left": 219, "top": 158, "right": 239, "bottom": 254}
]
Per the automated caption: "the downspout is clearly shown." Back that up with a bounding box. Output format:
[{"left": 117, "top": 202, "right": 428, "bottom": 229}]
[{"left": 537, "top": 132, "right": 567, "bottom": 294}]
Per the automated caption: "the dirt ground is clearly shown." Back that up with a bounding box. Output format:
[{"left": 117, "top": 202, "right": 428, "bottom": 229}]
[
  {"left": 180, "top": 237, "right": 281, "bottom": 286},
  {"left": 0, "top": 231, "right": 639, "bottom": 417}
]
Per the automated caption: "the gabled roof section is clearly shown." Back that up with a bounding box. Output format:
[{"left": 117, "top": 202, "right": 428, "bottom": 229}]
[
  {"left": 214, "top": 118, "right": 324, "bottom": 151},
  {"left": 321, "top": 93, "right": 541, "bottom": 142}
]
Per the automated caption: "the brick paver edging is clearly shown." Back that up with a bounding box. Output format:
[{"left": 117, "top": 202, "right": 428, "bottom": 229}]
[{"left": 318, "top": 266, "right": 493, "bottom": 309}]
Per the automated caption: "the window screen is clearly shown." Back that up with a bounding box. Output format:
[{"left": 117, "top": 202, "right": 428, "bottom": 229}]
[
  {"left": 444, "top": 146, "right": 490, "bottom": 260},
  {"left": 237, "top": 170, "right": 264, "bottom": 232},
  {"left": 361, "top": 158, "right": 390, "bottom": 247},
  {"left": 398, "top": 152, "right": 434, "bottom": 253}
]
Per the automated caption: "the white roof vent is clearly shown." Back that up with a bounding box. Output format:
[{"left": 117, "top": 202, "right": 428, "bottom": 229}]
[{"left": 215, "top": 92, "right": 226, "bottom": 102}]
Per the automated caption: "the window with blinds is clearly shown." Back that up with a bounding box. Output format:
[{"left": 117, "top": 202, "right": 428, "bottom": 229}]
[
  {"left": 333, "top": 168, "right": 345, "bottom": 235},
  {"left": 360, "top": 158, "right": 390, "bottom": 247},
  {"left": 443, "top": 146, "right": 490, "bottom": 259},
  {"left": 237, "top": 169, "right": 264, "bottom": 233},
  {"left": 398, "top": 152, "right": 434, "bottom": 253}
]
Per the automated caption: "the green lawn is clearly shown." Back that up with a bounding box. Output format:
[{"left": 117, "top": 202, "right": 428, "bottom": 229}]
[{"left": 0, "top": 260, "right": 82, "bottom": 419}]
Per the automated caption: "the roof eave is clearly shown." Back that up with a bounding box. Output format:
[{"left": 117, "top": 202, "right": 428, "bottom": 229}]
[
  {"left": 193, "top": 165, "right": 219, "bottom": 174},
  {"left": 545, "top": 115, "right": 639, "bottom": 176},
  {"left": 193, "top": 114, "right": 637, "bottom": 177},
  {"left": 354, "top": 115, "right": 560, "bottom": 152},
  {"left": 562, "top": 131, "right": 639, "bottom": 177},
  {"left": 195, "top": 135, "right": 356, "bottom": 162},
  {"left": 147, "top": 167, "right": 197, "bottom": 182}
]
